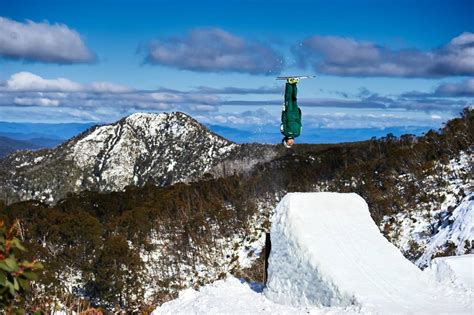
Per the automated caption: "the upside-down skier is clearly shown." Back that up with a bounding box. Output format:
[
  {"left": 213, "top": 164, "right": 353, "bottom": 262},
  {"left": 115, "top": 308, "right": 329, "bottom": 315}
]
[{"left": 279, "top": 77, "right": 302, "bottom": 148}]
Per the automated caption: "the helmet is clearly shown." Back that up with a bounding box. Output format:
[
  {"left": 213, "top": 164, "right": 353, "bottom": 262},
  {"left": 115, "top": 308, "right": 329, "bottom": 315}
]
[{"left": 282, "top": 137, "right": 293, "bottom": 148}]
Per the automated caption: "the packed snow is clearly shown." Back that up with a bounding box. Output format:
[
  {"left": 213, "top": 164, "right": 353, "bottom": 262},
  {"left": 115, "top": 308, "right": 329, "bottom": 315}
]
[
  {"left": 152, "top": 276, "right": 361, "bottom": 314},
  {"left": 265, "top": 193, "right": 471, "bottom": 313},
  {"left": 154, "top": 193, "right": 472, "bottom": 314},
  {"left": 424, "top": 254, "right": 474, "bottom": 291},
  {"left": 152, "top": 277, "right": 305, "bottom": 315}
]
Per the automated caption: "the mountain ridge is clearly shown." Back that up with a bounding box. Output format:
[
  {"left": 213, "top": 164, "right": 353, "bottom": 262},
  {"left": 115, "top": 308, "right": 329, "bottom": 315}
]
[
  {"left": 0, "top": 111, "right": 241, "bottom": 203},
  {"left": 0, "top": 136, "right": 43, "bottom": 158}
]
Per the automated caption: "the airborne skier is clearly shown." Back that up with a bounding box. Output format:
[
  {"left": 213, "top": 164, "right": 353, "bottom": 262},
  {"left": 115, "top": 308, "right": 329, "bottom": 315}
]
[{"left": 278, "top": 77, "right": 306, "bottom": 148}]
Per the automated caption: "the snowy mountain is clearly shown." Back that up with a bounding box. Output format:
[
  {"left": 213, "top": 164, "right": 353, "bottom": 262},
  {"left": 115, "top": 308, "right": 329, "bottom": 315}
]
[{"left": 0, "top": 112, "right": 239, "bottom": 203}]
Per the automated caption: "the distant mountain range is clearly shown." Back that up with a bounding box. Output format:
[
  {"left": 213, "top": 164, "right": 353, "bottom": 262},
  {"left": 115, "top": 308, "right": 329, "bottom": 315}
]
[
  {"left": 0, "top": 136, "right": 40, "bottom": 157},
  {"left": 0, "top": 121, "right": 94, "bottom": 157},
  {"left": 0, "top": 120, "right": 432, "bottom": 148},
  {"left": 208, "top": 124, "right": 431, "bottom": 144},
  {"left": 0, "top": 121, "right": 94, "bottom": 140},
  {"left": 0, "top": 135, "right": 64, "bottom": 158}
]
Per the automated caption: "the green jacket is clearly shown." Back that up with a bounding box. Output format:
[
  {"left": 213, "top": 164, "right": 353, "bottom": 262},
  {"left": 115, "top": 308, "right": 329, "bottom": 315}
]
[{"left": 280, "top": 83, "right": 302, "bottom": 138}]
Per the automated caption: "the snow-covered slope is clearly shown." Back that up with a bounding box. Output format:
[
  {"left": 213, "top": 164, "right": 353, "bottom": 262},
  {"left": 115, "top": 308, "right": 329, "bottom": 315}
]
[
  {"left": 152, "top": 275, "right": 366, "bottom": 315},
  {"left": 0, "top": 112, "right": 238, "bottom": 203},
  {"left": 417, "top": 193, "right": 473, "bottom": 267},
  {"left": 70, "top": 112, "right": 236, "bottom": 190},
  {"left": 425, "top": 254, "right": 474, "bottom": 293},
  {"left": 265, "top": 193, "right": 472, "bottom": 313},
  {"left": 152, "top": 277, "right": 304, "bottom": 315},
  {"left": 380, "top": 152, "right": 473, "bottom": 267}
]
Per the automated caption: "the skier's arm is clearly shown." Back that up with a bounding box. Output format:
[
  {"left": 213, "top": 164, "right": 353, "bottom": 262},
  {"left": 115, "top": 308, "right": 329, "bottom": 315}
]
[
  {"left": 280, "top": 105, "right": 288, "bottom": 136},
  {"left": 281, "top": 106, "right": 286, "bottom": 125}
]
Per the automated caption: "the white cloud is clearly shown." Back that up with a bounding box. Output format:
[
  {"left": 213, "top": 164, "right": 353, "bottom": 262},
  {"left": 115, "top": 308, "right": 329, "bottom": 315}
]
[
  {"left": 146, "top": 28, "right": 283, "bottom": 75},
  {"left": 6, "top": 72, "right": 82, "bottom": 92},
  {"left": 14, "top": 97, "right": 60, "bottom": 106},
  {"left": 4, "top": 72, "right": 131, "bottom": 93},
  {"left": 151, "top": 92, "right": 184, "bottom": 102},
  {"left": 0, "top": 72, "right": 223, "bottom": 111},
  {"left": 89, "top": 81, "right": 132, "bottom": 93},
  {"left": 0, "top": 17, "right": 95, "bottom": 63},
  {"left": 198, "top": 108, "right": 278, "bottom": 126},
  {"left": 187, "top": 104, "right": 218, "bottom": 112},
  {"left": 296, "top": 32, "right": 474, "bottom": 77},
  {"left": 435, "top": 78, "right": 474, "bottom": 96}
]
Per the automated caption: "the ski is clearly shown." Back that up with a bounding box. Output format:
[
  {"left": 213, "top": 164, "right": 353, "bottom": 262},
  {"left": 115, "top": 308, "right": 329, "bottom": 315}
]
[{"left": 276, "top": 75, "right": 315, "bottom": 80}]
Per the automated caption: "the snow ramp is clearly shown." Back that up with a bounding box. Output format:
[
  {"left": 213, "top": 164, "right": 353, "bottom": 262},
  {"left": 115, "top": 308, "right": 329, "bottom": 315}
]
[{"left": 265, "top": 193, "right": 472, "bottom": 314}]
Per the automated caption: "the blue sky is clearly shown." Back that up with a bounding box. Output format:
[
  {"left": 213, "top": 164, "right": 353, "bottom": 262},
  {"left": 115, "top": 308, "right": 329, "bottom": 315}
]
[{"left": 0, "top": 0, "right": 473, "bottom": 143}]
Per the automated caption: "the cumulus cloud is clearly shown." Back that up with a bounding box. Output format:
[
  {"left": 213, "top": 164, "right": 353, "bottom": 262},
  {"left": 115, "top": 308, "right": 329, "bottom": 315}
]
[
  {"left": 4, "top": 72, "right": 131, "bottom": 93},
  {"left": 0, "top": 17, "right": 95, "bottom": 63},
  {"left": 402, "top": 78, "right": 474, "bottom": 98},
  {"left": 146, "top": 28, "right": 284, "bottom": 74},
  {"left": 295, "top": 32, "right": 474, "bottom": 77},
  {"left": 14, "top": 97, "right": 60, "bottom": 106},
  {"left": 435, "top": 78, "right": 474, "bottom": 96},
  {"left": 89, "top": 82, "right": 132, "bottom": 93},
  {"left": 6, "top": 72, "right": 82, "bottom": 92}
]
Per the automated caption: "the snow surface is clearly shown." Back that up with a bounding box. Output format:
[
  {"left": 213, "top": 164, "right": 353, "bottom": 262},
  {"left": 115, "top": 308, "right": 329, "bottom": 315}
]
[
  {"left": 265, "top": 192, "right": 472, "bottom": 313},
  {"left": 424, "top": 254, "right": 474, "bottom": 291},
  {"left": 152, "top": 276, "right": 359, "bottom": 315},
  {"left": 152, "top": 277, "right": 302, "bottom": 315}
]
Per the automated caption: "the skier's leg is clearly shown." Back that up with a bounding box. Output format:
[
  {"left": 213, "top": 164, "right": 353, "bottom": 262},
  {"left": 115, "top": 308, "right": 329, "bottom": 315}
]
[
  {"left": 285, "top": 83, "right": 297, "bottom": 111},
  {"left": 292, "top": 83, "right": 297, "bottom": 103},
  {"left": 284, "top": 83, "right": 292, "bottom": 108}
]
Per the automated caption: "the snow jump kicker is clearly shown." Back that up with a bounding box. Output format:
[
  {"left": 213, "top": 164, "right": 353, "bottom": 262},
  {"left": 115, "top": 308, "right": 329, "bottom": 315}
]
[{"left": 263, "top": 192, "right": 471, "bottom": 314}]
